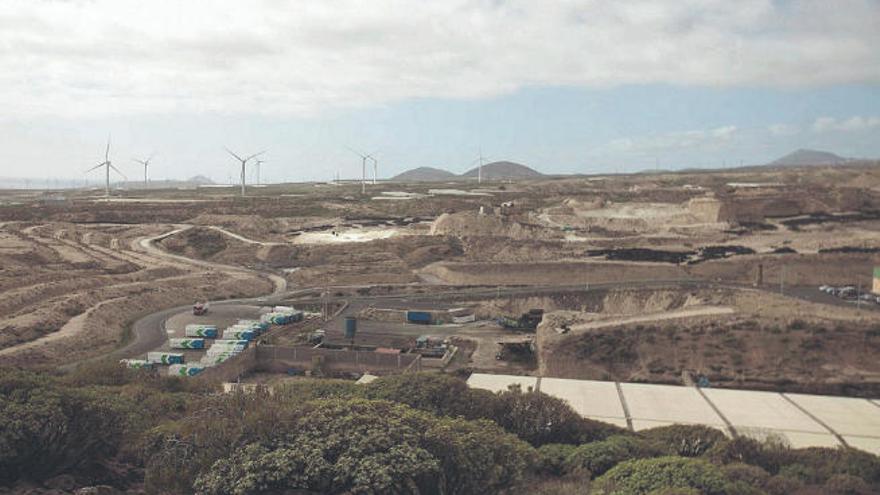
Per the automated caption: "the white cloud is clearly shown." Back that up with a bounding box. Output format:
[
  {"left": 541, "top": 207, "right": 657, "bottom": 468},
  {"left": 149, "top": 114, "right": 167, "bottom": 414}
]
[
  {"left": 1, "top": 0, "right": 879, "bottom": 118},
  {"left": 812, "top": 116, "right": 880, "bottom": 132},
  {"left": 607, "top": 125, "right": 738, "bottom": 154},
  {"left": 768, "top": 123, "right": 800, "bottom": 136}
]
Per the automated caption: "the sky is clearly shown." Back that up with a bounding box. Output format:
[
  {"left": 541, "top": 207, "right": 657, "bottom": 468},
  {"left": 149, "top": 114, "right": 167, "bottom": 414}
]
[{"left": 1, "top": 0, "right": 879, "bottom": 184}]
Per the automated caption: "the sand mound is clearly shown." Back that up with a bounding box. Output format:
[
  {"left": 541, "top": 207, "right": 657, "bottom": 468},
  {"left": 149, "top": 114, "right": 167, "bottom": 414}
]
[{"left": 430, "top": 211, "right": 560, "bottom": 240}]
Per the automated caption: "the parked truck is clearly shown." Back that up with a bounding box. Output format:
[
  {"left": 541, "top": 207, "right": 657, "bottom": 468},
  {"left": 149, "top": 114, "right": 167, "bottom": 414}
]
[
  {"left": 497, "top": 309, "right": 544, "bottom": 331},
  {"left": 192, "top": 301, "right": 209, "bottom": 316}
]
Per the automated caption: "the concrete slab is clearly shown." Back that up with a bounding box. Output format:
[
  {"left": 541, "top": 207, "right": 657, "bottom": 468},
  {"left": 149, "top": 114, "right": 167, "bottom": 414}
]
[
  {"left": 843, "top": 436, "right": 880, "bottom": 456},
  {"left": 621, "top": 383, "right": 726, "bottom": 427},
  {"left": 467, "top": 373, "right": 537, "bottom": 393},
  {"left": 540, "top": 377, "right": 626, "bottom": 422},
  {"left": 702, "top": 388, "right": 827, "bottom": 433},
  {"left": 785, "top": 394, "right": 880, "bottom": 438}
]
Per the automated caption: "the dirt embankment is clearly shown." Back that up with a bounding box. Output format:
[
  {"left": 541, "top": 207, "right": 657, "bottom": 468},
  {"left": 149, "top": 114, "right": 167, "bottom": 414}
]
[
  {"left": 0, "top": 222, "right": 274, "bottom": 367},
  {"left": 539, "top": 288, "right": 880, "bottom": 397},
  {"left": 421, "top": 261, "right": 689, "bottom": 285}
]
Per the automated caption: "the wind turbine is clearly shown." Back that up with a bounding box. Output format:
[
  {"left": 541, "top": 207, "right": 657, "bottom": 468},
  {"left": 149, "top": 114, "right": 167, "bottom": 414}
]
[
  {"left": 86, "top": 136, "right": 126, "bottom": 197},
  {"left": 466, "top": 148, "right": 489, "bottom": 184},
  {"left": 347, "top": 147, "right": 377, "bottom": 194},
  {"left": 132, "top": 153, "right": 156, "bottom": 188},
  {"left": 225, "top": 148, "right": 265, "bottom": 197},
  {"left": 254, "top": 158, "right": 267, "bottom": 185}
]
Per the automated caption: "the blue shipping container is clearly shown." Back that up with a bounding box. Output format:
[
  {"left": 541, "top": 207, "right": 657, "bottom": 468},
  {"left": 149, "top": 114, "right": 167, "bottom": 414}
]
[{"left": 406, "top": 311, "right": 432, "bottom": 324}]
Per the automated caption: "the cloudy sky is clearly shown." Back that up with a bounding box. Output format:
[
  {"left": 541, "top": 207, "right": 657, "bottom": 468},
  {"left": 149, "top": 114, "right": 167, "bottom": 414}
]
[{"left": 1, "top": 0, "right": 879, "bottom": 183}]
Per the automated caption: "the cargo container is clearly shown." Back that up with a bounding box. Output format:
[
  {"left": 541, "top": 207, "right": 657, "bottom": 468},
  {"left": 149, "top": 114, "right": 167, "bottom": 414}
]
[
  {"left": 120, "top": 359, "right": 153, "bottom": 369},
  {"left": 274, "top": 305, "right": 296, "bottom": 313},
  {"left": 406, "top": 311, "right": 432, "bottom": 324},
  {"left": 184, "top": 325, "right": 218, "bottom": 338},
  {"left": 168, "top": 364, "right": 204, "bottom": 377},
  {"left": 222, "top": 329, "right": 256, "bottom": 341},
  {"left": 238, "top": 319, "right": 269, "bottom": 331},
  {"left": 262, "top": 312, "right": 292, "bottom": 325},
  {"left": 344, "top": 316, "right": 357, "bottom": 340},
  {"left": 210, "top": 339, "right": 249, "bottom": 348},
  {"left": 146, "top": 352, "right": 185, "bottom": 365},
  {"left": 169, "top": 338, "right": 205, "bottom": 349}
]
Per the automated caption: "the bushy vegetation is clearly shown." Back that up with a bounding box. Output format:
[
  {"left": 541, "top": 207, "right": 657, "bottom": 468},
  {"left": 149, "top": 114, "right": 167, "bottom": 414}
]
[
  {"left": 1, "top": 366, "right": 879, "bottom": 494},
  {"left": 593, "top": 456, "right": 728, "bottom": 495}
]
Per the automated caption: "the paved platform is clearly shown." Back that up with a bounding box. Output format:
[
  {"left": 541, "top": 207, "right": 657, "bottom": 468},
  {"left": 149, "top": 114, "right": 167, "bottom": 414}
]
[
  {"left": 466, "top": 373, "right": 880, "bottom": 455},
  {"left": 540, "top": 378, "right": 628, "bottom": 428}
]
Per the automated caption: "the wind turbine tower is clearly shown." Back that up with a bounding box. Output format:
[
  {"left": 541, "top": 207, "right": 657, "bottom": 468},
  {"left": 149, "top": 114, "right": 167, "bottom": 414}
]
[
  {"left": 132, "top": 153, "right": 156, "bottom": 188},
  {"left": 86, "top": 137, "right": 126, "bottom": 197},
  {"left": 348, "top": 147, "right": 377, "bottom": 194},
  {"left": 254, "top": 158, "right": 267, "bottom": 185},
  {"left": 225, "top": 148, "right": 266, "bottom": 197}
]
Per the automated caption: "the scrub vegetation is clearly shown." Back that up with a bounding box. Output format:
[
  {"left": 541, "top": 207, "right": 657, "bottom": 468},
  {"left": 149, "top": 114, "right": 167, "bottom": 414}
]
[{"left": 1, "top": 367, "right": 878, "bottom": 494}]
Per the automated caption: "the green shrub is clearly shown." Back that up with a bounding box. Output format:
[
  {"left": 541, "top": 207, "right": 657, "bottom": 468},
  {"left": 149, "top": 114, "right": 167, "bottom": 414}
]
[
  {"left": 706, "top": 436, "right": 787, "bottom": 474},
  {"left": 492, "top": 386, "right": 622, "bottom": 446},
  {"left": 424, "top": 417, "right": 536, "bottom": 495},
  {"left": 536, "top": 443, "right": 578, "bottom": 475},
  {"left": 822, "top": 474, "right": 874, "bottom": 495},
  {"left": 722, "top": 463, "right": 771, "bottom": 488},
  {"left": 566, "top": 435, "right": 660, "bottom": 478},
  {"left": 778, "top": 463, "right": 818, "bottom": 484},
  {"left": 764, "top": 475, "right": 803, "bottom": 495},
  {"left": 785, "top": 447, "right": 880, "bottom": 486},
  {"left": 642, "top": 424, "right": 727, "bottom": 457},
  {"left": 273, "top": 378, "right": 362, "bottom": 402},
  {"left": 364, "top": 372, "right": 494, "bottom": 419},
  {"left": 593, "top": 456, "right": 728, "bottom": 495},
  {"left": 0, "top": 368, "right": 140, "bottom": 484}
]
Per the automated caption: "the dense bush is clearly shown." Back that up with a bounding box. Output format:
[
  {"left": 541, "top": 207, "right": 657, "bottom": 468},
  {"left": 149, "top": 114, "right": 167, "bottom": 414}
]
[
  {"left": 273, "top": 378, "right": 362, "bottom": 402},
  {"left": 0, "top": 368, "right": 142, "bottom": 484},
  {"left": 424, "top": 417, "right": 535, "bottom": 494},
  {"left": 492, "top": 385, "right": 621, "bottom": 446},
  {"left": 566, "top": 435, "right": 660, "bottom": 478},
  {"left": 822, "top": 474, "right": 874, "bottom": 495},
  {"left": 593, "top": 456, "right": 728, "bottom": 495},
  {"left": 641, "top": 424, "right": 727, "bottom": 457},
  {"left": 364, "top": 372, "right": 492, "bottom": 419},
  {"left": 535, "top": 443, "right": 578, "bottom": 475},
  {"left": 721, "top": 463, "right": 771, "bottom": 488},
  {"left": 366, "top": 373, "right": 622, "bottom": 446},
  {"left": 147, "top": 393, "right": 535, "bottom": 495}
]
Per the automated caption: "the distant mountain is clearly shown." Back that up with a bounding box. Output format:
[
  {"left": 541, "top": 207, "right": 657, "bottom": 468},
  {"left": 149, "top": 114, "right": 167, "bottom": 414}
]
[
  {"left": 461, "top": 161, "right": 543, "bottom": 180},
  {"left": 391, "top": 167, "right": 458, "bottom": 182},
  {"left": 119, "top": 175, "right": 216, "bottom": 189},
  {"left": 769, "top": 149, "right": 849, "bottom": 166}
]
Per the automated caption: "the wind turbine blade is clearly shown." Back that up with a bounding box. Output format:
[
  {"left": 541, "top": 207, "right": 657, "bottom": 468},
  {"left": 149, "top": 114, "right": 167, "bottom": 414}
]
[
  {"left": 148, "top": 152, "right": 157, "bottom": 162},
  {"left": 110, "top": 163, "right": 127, "bottom": 181},
  {"left": 346, "top": 146, "right": 366, "bottom": 158},
  {"left": 244, "top": 150, "right": 266, "bottom": 161},
  {"left": 86, "top": 162, "right": 107, "bottom": 173},
  {"left": 224, "top": 147, "right": 244, "bottom": 162},
  {"left": 105, "top": 136, "right": 111, "bottom": 161},
  {"left": 132, "top": 158, "right": 146, "bottom": 165}
]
